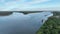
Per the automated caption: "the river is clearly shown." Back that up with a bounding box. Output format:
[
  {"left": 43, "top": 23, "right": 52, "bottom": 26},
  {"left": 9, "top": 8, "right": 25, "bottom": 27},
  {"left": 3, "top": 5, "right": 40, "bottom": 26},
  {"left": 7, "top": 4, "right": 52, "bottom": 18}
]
[{"left": 0, "top": 12, "right": 53, "bottom": 34}]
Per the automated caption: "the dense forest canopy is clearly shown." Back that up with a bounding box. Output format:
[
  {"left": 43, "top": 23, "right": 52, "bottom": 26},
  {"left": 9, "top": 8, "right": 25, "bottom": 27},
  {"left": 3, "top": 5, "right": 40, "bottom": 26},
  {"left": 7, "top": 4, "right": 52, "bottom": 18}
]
[
  {"left": 0, "top": 12, "right": 13, "bottom": 16},
  {"left": 36, "top": 12, "right": 60, "bottom": 34}
]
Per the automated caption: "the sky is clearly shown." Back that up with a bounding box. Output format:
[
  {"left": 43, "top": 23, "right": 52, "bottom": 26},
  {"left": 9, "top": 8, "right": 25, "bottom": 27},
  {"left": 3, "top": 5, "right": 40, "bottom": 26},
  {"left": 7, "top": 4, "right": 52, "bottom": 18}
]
[{"left": 0, "top": 0, "right": 60, "bottom": 11}]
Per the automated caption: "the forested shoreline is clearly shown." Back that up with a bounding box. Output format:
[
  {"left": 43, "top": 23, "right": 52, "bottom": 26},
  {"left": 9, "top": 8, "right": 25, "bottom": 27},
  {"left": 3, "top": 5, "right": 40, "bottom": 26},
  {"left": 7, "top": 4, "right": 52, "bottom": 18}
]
[{"left": 36, "top": 12, "right": 60, "bottom": 34}]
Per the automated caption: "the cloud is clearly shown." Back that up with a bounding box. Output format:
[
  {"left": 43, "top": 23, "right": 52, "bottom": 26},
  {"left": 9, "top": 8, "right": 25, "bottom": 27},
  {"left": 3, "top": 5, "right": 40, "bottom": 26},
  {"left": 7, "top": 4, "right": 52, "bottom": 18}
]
[
  {"left": 2, "top": 0, "right": 50, "bottom": 5},
  {"left": 0, "top": 0, "right": 60, "bottom": 11},
  {"left": 25, "top": 0, "right": 50, "bottom": 5}
]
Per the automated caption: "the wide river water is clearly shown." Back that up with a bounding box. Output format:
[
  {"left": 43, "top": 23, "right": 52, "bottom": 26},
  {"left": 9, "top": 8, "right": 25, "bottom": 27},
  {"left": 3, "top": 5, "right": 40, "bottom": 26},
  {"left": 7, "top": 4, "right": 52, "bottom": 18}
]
[{"left": 0, "top": 12, "right": 53, "bottom": 34}]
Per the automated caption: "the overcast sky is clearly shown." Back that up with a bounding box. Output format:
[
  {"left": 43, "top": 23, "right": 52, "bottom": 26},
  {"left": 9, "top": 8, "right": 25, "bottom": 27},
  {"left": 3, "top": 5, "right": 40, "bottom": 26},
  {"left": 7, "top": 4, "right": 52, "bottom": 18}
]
[{"left": 0, "top": 0, "right": 60, "bottom": 11}]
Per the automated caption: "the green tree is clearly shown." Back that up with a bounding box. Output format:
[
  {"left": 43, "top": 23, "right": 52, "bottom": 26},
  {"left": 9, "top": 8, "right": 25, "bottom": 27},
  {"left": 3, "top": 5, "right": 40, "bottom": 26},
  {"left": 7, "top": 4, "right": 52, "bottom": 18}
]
[{"left": 36, "top": 17, "right": 60, "bottom": 34}]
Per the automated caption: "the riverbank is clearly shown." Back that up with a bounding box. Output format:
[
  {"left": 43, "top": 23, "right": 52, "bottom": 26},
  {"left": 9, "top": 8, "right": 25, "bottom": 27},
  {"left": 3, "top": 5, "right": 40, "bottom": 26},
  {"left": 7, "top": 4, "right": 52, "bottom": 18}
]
[{"left": 36, "top": 16, "right": 60, "bottom": 34}]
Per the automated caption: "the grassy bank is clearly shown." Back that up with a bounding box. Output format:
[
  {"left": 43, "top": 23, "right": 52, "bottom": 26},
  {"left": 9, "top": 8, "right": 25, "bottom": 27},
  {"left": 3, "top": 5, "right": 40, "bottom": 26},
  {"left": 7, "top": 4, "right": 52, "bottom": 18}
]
[{"left": 36, "top": 16, "right": 60, "bottom": 34}]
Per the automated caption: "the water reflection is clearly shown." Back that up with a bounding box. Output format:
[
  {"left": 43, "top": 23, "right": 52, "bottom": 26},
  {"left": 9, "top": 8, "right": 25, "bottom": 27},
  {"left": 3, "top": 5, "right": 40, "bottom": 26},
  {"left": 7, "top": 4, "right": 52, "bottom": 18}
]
[{"left": 0, "top": 12, "right": 53, "bottom": 34}]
